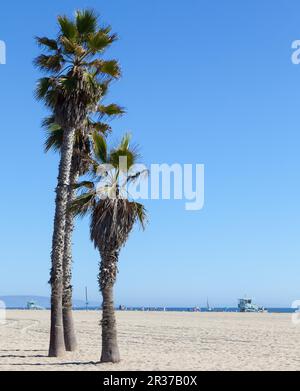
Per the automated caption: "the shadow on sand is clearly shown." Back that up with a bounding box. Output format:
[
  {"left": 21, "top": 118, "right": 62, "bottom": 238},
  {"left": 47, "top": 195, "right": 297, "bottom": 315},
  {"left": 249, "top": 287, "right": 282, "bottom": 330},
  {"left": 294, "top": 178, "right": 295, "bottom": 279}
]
[
  {"left": 0, "top": 349, "right": 46, "bottom": 352},
  {"left": 0, "top": 350, "right": 100, "bottom": 366},
  {"left": 0, "top": 361, "right": 100, "bottom": 366}
]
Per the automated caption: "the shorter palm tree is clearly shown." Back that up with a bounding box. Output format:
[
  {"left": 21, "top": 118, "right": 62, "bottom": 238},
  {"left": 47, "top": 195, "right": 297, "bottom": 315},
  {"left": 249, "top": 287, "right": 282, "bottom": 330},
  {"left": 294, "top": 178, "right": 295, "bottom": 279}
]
[{"left": 72, "top": 132, "right": 147, "bottom": 363}]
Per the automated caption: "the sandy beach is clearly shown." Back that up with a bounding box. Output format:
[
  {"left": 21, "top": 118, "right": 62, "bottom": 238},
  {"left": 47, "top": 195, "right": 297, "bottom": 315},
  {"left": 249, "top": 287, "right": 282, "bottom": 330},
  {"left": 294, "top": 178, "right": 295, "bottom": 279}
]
[{"left": 0, "top": 310, "right": 299, "bottom": 371}]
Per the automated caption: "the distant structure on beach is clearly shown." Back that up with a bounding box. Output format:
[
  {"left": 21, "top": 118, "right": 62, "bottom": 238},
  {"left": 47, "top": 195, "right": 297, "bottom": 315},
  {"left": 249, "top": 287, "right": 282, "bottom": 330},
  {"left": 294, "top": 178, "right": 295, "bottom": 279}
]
[
  {"left": 238, "top": 297, "right": 266, "bottom": 313},
  {"left": 26, "top": 300, "right": 44, "bottom": 310}
]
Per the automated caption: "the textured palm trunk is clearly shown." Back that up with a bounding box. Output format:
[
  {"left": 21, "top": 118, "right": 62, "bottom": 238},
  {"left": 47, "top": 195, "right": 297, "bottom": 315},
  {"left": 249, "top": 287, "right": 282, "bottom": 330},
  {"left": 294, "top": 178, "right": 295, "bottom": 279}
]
[
  {"left": 49, "top": 126, "right": 76, "bottom": 358},
  {"left": 62, "top": 164, "right": 79, "bottom": 351},
  {"left": 99, "top": 252, "right": 120, "bottom": 363}
]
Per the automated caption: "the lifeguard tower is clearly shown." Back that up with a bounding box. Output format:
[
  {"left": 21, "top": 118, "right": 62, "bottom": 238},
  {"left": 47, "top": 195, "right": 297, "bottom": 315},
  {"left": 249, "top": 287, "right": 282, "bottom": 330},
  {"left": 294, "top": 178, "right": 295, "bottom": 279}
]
[
  {"left": 26, "top": 301, "right": 44, "bottom": 310},
  {"left": 238, "top": 297, "right": 265, "bottom": 312}
]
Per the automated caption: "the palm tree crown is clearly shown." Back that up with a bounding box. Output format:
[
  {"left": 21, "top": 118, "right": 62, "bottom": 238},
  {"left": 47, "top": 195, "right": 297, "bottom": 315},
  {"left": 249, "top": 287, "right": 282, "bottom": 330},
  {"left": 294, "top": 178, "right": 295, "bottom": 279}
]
[
  {"left": 35, "top": 9, "right": 121, "bottom": 128},
  {"left": 72, "top": 132, "right": 147, "bottom": 252}
]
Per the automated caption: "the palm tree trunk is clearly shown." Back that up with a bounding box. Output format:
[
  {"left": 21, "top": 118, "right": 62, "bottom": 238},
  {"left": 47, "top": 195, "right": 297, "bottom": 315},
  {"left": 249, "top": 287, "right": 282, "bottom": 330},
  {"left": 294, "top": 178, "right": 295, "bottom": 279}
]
[
  {"left": 62, "top": 163, "right": 79, "bottom": 351},
  {"left": 99, "top": 252, "right": 120, "bottom": 363},
  {"left": 49, "top": 126, "right": 76, "bottom": 358}
]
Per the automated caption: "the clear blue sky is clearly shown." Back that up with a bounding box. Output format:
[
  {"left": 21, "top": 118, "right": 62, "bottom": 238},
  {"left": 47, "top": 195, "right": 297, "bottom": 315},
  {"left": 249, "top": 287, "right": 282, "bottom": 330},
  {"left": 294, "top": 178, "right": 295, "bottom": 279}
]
[{"left": 0, "top": 0, "right": 299, "bottom": 307}]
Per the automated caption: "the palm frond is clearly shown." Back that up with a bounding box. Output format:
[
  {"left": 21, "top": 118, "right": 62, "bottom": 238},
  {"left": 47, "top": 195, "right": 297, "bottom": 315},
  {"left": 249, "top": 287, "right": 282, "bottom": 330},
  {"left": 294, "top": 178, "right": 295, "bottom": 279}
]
[
  {"left": 60, "top": 75, "right": 77, "bottom": 93},
  {"left": 41, "top": 115, "right": 56, "bottom": 128},
  {"left": 35, "top": 37, "right": 58, "bottom": 51},
  {"left": 99, "top": 25, "right": 113, "bottom": 35},
  {"left": 82, "top": 72, "right": 103, "bottom": 98},
  {"left": 97, "top": 104, "right": 125, "bottom": 118},
  {"left": 92, "top": 131, "right": 107, "bottom": 163},
  {"left": 133, "top": 202, "right": 147, "bottom": 230},
  {"left": 120, "top": 133, "right": 131, "bottom": 150},
  {"left": 58, "top": 16, "right": 78, "bottom": 40},
  {"left": 110, "top": 149, "right": 137, "bottom": 171},
  {"left": 35, "top": 77, "right": 53, "bottom": 100},
  {"left": 60, "top": 36, "right": 85, "bottom": 56},
  {"left": 75, "top": 9, "right": 98, "bottom": 35},
  {"left": 42, "top": 113, "right": 63, "bottom": 154},
  {"left": 87, "top": 31, "right": 113, "bottom": 53},
  {"left": 44, "top": 125, "right": 63, "bottom": 152},
  {"left": 70, "top": 191, "right": 96, "bottom": 217},
  {"left": 34, "top": 54, "right": 64, "bottom": 73},
  {"left": 89, "top": 121, "right": 112, "bottom": 135},
  {"left": 92, "top": 60, "right": 121, "bottom": 79}
]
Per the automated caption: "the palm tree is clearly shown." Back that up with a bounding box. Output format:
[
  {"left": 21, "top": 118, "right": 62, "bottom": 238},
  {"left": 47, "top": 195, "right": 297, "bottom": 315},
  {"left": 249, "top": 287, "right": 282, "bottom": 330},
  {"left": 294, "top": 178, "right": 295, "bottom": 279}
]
[
  {"left": 35, "top": 9, "right": 120, "bottom": 357},
  {"left": 71, "top": 133, "right": 147, "bottom": 363},
  {"left": 43, "top": 104, "right": 124, "bottom": 351}
]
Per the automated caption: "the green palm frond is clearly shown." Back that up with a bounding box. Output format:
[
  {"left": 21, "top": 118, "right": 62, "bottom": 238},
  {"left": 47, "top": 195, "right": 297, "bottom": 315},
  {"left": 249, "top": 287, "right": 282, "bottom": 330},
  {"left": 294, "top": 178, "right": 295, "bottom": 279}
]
[
  {"left": 97, "top": 104, "right": 125, "bottom": 118},
  {"left": 89, "top": 121, "right": 111, "bottom": 135},
  {"left": 60, "top": 36, "right": 85, "bottom": 56},
  {"left": 110, "top": 149, "right": 137, "bottom": 171},
  {"left": 92, "top": 131, "right": 107, "bottom": 163},
  {"left": 42, "top": 114, "right": 63, "bottom": 152},
  {"left": 133, "top": 202, "right": 147, "bottom": 230},
  {"left": 34, "top": 54, "right": 64, "bottom": 73},
  {"left": 83, "top": 72, "right": 103, "bottom": 96},
  {"left": 44, "top": 125, "right": 63, "bottom": 152},
  {"left": 120, "top": 133, "right": 131, "bottom": 150},
  {"left": 35, "top": 37, "right": 58, "bottom": 51},
  {"left": 41, "top": 115, "right": 56, "bottom": 128},
  {"left": 70, "top": 191, "right": 96, "bottom": 217},
  {"left": 75, "top": 9, "right": 98, "bottom": 35},
  {"left": 35, "top": 77, "right": 53, "bottom": 100},
  {"left": 91, "top": 59, "right": 121, "bottom": 79},
  {"left": 87, "top": 31, "right": 114, "bottom": 53},
  {"left": 100, "top": 60, "right": 121, "bottom": 78},
  {"left": 99, "top": 25, "right": 112, "bottom": 34},
  {"left": 57, "top": 16, "right": 78, "bottom": 41}
]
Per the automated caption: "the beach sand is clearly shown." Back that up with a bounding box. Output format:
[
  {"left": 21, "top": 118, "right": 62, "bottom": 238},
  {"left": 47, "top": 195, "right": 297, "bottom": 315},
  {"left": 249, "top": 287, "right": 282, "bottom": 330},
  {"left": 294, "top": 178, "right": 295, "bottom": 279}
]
[{"left": 0, "top": 310, "right": 300, "bottom": 371}]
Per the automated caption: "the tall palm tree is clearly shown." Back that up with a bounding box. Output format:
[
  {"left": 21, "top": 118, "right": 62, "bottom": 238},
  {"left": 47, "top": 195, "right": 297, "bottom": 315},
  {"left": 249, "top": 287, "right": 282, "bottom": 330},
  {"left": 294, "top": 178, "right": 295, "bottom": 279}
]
[
  {"left": 35, "top": 9, "right": 120, "bottom": 357},
  {"left": 72, "top": 133, "right": 147, "bottom": 363},
  {"left": 43, "top": 104, "right": 124, "bottom": 351}
]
